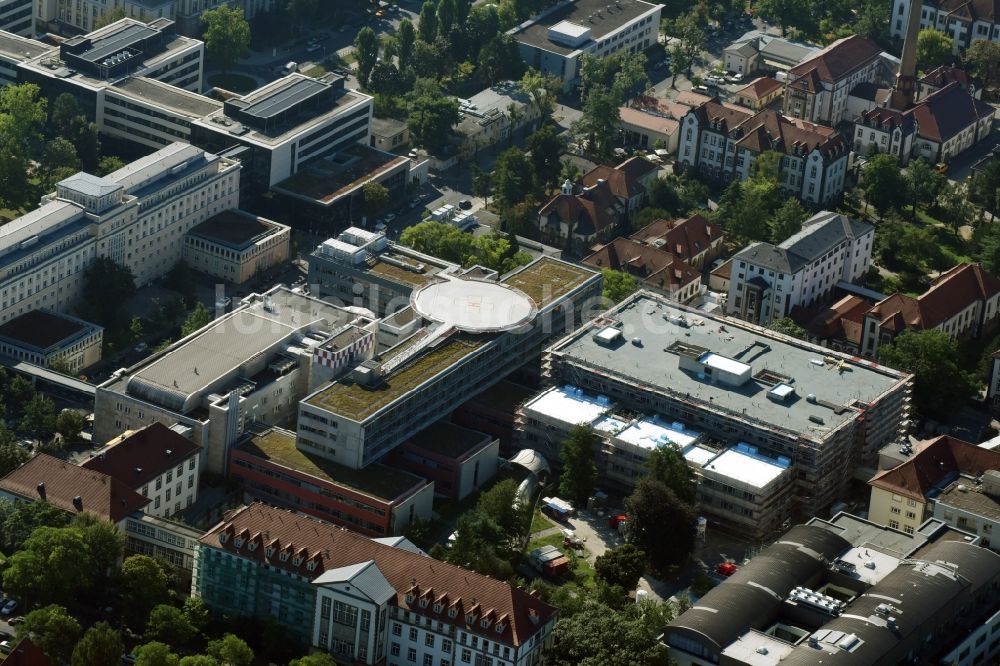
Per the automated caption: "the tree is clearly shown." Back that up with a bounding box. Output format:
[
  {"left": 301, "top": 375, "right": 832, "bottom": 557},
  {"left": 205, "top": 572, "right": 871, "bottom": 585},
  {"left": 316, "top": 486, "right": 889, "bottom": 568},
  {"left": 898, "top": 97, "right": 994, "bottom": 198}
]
[
  {"left": 477, "top": 35, "right": 524, "bottom": 86},
  {"left": 397, "top": 19, "right": 416, "bottom": 72},
  {"left": 179, "top": 657, "right": 218, "bottom": 666},
  {"left": 97, "top": 155, "right": 126, "bottom": 176},
  {"left": 363, "top": 181, "right": 390, "bottom": 218},
  {"left": 134, "top": 642, "right": 181, "bottom": 666},
  {"left": 594, "top": 544, "right": 647, "bottom": 591},
  {"left": 290, "top": 654, "right": 338, "bottom": 666},
  {"left": 49, "top": 93, "right": 83, "bottom": 138},
  {"left": 71, "top": 622, "right": 123, "bottom": 666},
  {"left": 206, "top": 634, "right": 253, "bottom": 666},
  {"left": 355, "top": 26, "right": 378, "bottom": 88},
  {"left": 493, "top": 147, "right": 535, "bottom": 209},
  {"left": 418, "top": 1, "right": 438, "bottom": 42},
  {"left": 548, "top": 601, "right": 673, "bottom": 666},
  {"left": 0, "top": 498, "right": 70, "bottom": 554},
  {"left": 880, "top": 329, "right": 975, "bottom": 419},
  {"left": 560, "top": 426, "right": 598, "bottom": 507},
  {"left": 42, "top": 135, "right": 80, "bottom": 174},
  {"left": 905, "top": 157, "right": 945, "bottom": 220},
  {"left": 21, "top": 393, "right": 57, "bottom": 440},
  {"left": 286, "top": 0, "right": 319, "bottom": 27},
  {"left": 407, "top": 94, "right": 459, "bottom": 153},
  {"left": 667, "top": 12, "right": 706, "bottom": 78},
  {"left": 446, "top": 509, "right": 513, "bottom": 576},
  {"left": 16, "top": 604, "right": 81, "bottom": 664},
  {"left": 964, "top": 39, "right": 1000, "bottom": 95},
  {"left": 669, "top": 43, "right": 692, "bottom": 87},
  {"left": 122, "top": 555, "right": 171, "bottom": 620},
  {"left": 519, "top": 69, "right": 560, "bottom": 118},
  {"left": 970, "top": 160, "right": 1000, "bottom": 215},
  {"left": 0, "top": 82, "right": 47, "bottom": 152},
  {"left": 770, "top": 197, "right": 807, "bottom": 243},
  {"left": 437, "top": 0, "right": 456, "bottom": 37},
  {"left": 601, "top": 269, "right": 638, "bottom": 305},
  {"left": 472, "top": 163, "right": 492, "bottom": 207},
  {"left": 753, "top": 0, "right": 813, "bottom": 35},
  {"left": 55, "top": 409, "right": 85, "bottom": 445},
  {"left": 201, "top": 6, "right": 250, "bottom": 73},
  {"left": 769, "top": 317, "right": 808, "bottom": 339},
  {"left": 0, "top": 436, "right": 27, "bottom": 477},
  {"left": 645, "top": 444, "right": 695, "bottom": 503},
  {"left": 862, "top": 154, "right": 906, "bottom": 217},
  {"left": 81, "top": 257, "right": 136, "bottom": 325},
  {"left": 182, "top": 597, "right": 210, "bottom": 633},
  {"left": 95, "top": 7, "right": 127, "bottom": 29},
  {"left": 73, "top": 513, "right": 125, "bottom": 583},
  {"left": 3, "top": 526, "right": 92, "bottom": 606},
  {"left": 476, "top": 478, "right": 528, "bottom": 541},
  {"left": 526, "top": 125, "right": 563, "bottom": 190},
  {"left": 67, "top": 116, "right": 101, "bottom": 172},
  {"left": 624, "top": 478, "right": 696, "bottom": 570},
  {"left": 575, "top": 89, "right": 619, "bottom": 159},
  {"left": 917, "top": 28, "right": 953, "bottom": 69},
  {"left": 181, "top": 302, "right": 213, "bottom": 336},
  {"left": 146, "top": 605, "right": 199, "bottom": 646}
]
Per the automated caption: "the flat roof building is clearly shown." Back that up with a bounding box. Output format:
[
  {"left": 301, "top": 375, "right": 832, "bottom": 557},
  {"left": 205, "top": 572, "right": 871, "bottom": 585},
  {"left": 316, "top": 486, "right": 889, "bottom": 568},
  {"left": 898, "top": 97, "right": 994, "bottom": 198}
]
[
  {"left": 544, "top": 291, "right": 912, "bottom": 516},
  {"left": 183, "top": 209, "right": 290, "bottom": 285},
  {"left": 191, "top": 73, "right": 373, "bottom": 188},
  {"left": 666, "top": 513, "right": 1000, "bottom": 666},
  {"left": 509, "top": 0, "right": 663, "bottom": 89},
  {"left": 0, "top": 309, "right": 102, "bottom": 373}
]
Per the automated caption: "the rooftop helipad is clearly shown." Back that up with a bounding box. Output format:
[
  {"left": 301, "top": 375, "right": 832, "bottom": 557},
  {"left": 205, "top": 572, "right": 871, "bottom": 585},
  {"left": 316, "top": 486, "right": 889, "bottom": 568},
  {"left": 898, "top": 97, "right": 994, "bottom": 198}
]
[{"left": 410, "top": 277, "right": 537, "bottom": 333}]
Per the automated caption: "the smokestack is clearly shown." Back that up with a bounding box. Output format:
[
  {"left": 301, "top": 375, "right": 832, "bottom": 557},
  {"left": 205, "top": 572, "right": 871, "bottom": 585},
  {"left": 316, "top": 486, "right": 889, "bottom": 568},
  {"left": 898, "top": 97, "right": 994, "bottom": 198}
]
[
  {"left": 36, "top": 482, "right": 46, "bottom": 500},
  {"left": 890, "top": 0, "right": 923, "bottom": 110}
]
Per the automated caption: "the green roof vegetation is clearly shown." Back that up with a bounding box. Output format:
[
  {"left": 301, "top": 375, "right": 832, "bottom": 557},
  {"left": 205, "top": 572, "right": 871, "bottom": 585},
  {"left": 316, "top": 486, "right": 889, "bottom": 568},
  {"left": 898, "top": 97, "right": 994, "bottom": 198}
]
[
  {"left": 240, "top": 429, "right": 424, "bottom": 499},
  {"left": 368, "top": 257, "right": 437, "bottom": 287},
  {"left": 408, "top": 421, "right": 489, "bottom": 459},
  {"left": 306, "top": 337, "right": 485, "bottom": 420},
  {"left": 503, "top": 257, "right": 595, "bottom": 307}
]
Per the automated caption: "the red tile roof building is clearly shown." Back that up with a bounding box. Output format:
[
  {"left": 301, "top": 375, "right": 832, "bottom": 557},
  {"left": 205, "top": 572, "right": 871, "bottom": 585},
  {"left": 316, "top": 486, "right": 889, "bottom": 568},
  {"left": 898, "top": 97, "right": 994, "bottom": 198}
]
[
  {"left": 783, "top": 35, "right": 883, "bottom": 125},
  {"left": 0, "top": 453, "right": 149, "bottom": 523},
  {"left": 195, "top": 502, "right": 558, "bottom": 661},
  {"left": 629, "top": 214, "right": 724, "bottom": 270},
  {"left": 918, "top": 65, "right": 979, "bottom": 99},
  {"left": 0, "top": 639, "right": 53, "bottom": 666},
  {"left": 583, "top": 238, "right": 702, "bottom": 302},
  {"left": 890, "top": 0, "right": 1000, "bottom": 55},
  {"left": 733, "top": 76, "right": 785, "bottom": 110}
]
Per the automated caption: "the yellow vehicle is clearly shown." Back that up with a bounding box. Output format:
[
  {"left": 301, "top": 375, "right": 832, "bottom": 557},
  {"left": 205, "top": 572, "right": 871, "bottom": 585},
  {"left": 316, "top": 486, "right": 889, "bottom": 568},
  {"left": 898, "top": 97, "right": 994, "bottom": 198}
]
[{"left": 934, "top": 162, "right": 948, "bottom": 174}]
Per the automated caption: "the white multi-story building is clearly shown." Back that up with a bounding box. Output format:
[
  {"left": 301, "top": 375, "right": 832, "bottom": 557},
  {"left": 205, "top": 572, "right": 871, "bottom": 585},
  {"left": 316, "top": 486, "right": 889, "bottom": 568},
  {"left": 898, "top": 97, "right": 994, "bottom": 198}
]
[
  {"left": 82, "top": 421, "right": 201, "bottom": 519},
  {"left": 37, "top": 0, "right": 274, "bottom": 36},
  {"left": 0, "top": 142, "right": 238, "bottom": 325},
  {"left": 726, "top": 211, "right": 874, "bottom": 325},
  {"left": 890, "top": 0, "right": 1000, "bottom": 54},
  {"left": 783, "top": 35, "right": 884, "bottom": 125},
  {"left": 677, "top": 103, "right": 850, "bottom": 205},
  {"left": 509, "top": 0, "right": 663, "bottom": 90},
  {"left": 0, "top": 0, "right": 33, "bottom": 36}
]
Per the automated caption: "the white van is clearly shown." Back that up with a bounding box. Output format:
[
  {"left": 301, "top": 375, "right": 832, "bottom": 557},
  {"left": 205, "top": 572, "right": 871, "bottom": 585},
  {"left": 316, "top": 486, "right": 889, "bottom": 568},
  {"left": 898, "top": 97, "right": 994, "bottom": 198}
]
[{"left": 284, "top": 61, "right": 298, "bottom": 74}]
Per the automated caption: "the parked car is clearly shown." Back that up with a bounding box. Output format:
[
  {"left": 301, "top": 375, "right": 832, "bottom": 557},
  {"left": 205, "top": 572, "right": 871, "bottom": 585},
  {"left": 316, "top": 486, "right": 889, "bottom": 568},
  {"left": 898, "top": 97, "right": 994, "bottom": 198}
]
[
  {"left": 458, "top": 199, "right": 472, "bottom": 210},
  {"left": 7, "top": 617, "right": 24, "bottom": 626},
  {"left": 134, "top": 342, "right": 148, "bottom": 353},
  {"left": 1, "top": 599, "right": 18, "bottom": 616},
  {"left": 0, "top": 642, "right": 12, "bottom": 652},
  {"left": 306, "top": 44, "right": 321, "bottom": 53},
  {"left": 728, "top": 73, "right": 743, "bottom": 83}
]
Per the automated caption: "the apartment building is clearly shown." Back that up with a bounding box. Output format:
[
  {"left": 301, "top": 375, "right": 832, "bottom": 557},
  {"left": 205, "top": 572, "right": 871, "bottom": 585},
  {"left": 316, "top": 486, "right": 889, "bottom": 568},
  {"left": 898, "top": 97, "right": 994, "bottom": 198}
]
[
  {"left": 628, "top": 214, "right": 724, "bottom": 270},
  {"left": 583, "top": 238, "right": 702, "bottom": 302},
  {"left": 509, "top": 0, "right": 663, "bottom": 90},
  {"left": 37, "top": 0, "right": 274, "bottom": 36},
  {"left": 727, "top": 211, "right": 874, "bottom": 325},
  {"left": 723, "top": 30, "right": 819, "bottom": 75},
  {"left": 0, "top": 309, "right": 102, "bottom": 372},
  {"left": 307, "top": 227, "right": 461, "bottom": 317},
  {"left": 666, "top": 514, "right": 1000, "bottom": 666},
  {"left": 861, "top": 262, "right": 1000, "bottom": 356},
  {"left": 732, "top": 76, "right": 785, "bottom": 110},
  {"left": 677, "top": 102, "right": 850, "bottom": 205},
  {"left": 183, "top": 209, "right": 289, "bottom": 285},
  {"left": 0, "top": 142, "right": 238, "bottom": 326},
  {"left": 229, "top": 426, "right": 434, "bottom": 536},
  {"left": 868, "top": 435, "right": 1000, "bottom": 548},
  {"left": 783, "top": 35, "right": 883, "bottom": 125},
  {"left": 455, "top": 81, "right": 541, "bottom": 158},
  {"left": 190, "top": 73, "right": 373, "bottom": 188},
  {"left": 852, "top": 106, "right": 917, "bottom": 163},
  {"left": 516, "top": 385, "right": 794, "bottom": 539},
  {"left": 83, "top": 422, "right": 201, "bottom": 519},
  {"left": 890, "top": 0, "right": 1000, "bottom": 54},
  {"left": 194, "top": 502, "right": 559, "bottom": 662},
  {"left": 544, "top": 291, "right": 912, "bottom": 517},
  {"left": 297, "top": 257, "right": 601, "bottom": 471},
  {"left": 95, "top": 286, "right": 378, "bottom": 474},
  {"left": 0, "top": 0, "right": 33, "bottom": 36},
  {"left": 0, "top": 452, "right": 199, "bottom": 577}
]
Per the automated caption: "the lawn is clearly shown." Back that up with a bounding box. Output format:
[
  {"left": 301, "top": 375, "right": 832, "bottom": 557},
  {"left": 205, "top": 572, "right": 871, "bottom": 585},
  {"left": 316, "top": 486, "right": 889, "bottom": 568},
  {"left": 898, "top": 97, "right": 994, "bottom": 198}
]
[
  {"left": 531, "top": 508, "right": 555, "bottom": 534},
  {"left": 208, "top": 73, "right": 258, "bottom": 94},
  {"left": 303, "top": 65, "right": 327, "bottom": 78},
  {"left": 527, "top": 531, "right": 596, "bottom": 589}
]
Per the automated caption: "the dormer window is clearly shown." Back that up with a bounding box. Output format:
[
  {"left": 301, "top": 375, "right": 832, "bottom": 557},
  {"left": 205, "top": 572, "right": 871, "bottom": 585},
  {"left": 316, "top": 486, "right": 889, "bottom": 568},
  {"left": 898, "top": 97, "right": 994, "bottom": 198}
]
[
  {"left": 306, "top": 560, "right": 317, "bottom": 572},
  {"left": 448, "top": 608, "right": 458, "bottom": 619},
  {"left": 265, "top": 547, "right": 275, "bottom": 557},
  {"left": 279, "top": 552, "right": 289, "bottom": 562},
  {"left": 481, "top": 618, "right": 490, "bottom": 629},
  {"left": 234, "top": 537, "right": 244, "bottom": 548},
  {"left": 419, "top": 599, "right": 428, "bottom": 609},
  {"left": 218, "top": 533, "right": 229, "bottom": 544},
  {"left": 406, "top": 593, "right": 415, "bottom": 604},
  {"left": 466, "top": 613, "right": 476, "bottom": 624},
  {"left": 495, "top": 623, "right": 505, "bottom": 634},
  {"left": 248, "top": 541, "right": 258, "bottom": 551},
  {"left": 292, "top": 556, "right": 303, "bottom": 566},
  {"left": 433, "top": 603, "right": 443, "bottom": 613}
]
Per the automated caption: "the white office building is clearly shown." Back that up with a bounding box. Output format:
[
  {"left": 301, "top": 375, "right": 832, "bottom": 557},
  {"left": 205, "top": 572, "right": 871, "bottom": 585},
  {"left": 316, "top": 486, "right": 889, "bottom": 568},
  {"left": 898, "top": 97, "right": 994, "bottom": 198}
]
[{"left": 890, "top": 0, "right": 1000, "bottom": 54}]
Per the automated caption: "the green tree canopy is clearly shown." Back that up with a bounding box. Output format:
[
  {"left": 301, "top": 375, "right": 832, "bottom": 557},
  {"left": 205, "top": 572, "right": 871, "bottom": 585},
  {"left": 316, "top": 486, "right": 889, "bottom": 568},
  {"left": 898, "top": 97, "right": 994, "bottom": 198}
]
[
  {"left": 146, "top": 604, "right": 199, "bottom": 646},
  {"left": 182, "top": 596, "right": 210, "bottom": 633},
  {"left": 645, "top": 444, "right": 695, "bottom": 503},
  {"left": 418, "top": 1, "right": 438, "bottom": 42},
  {"left": 917, "top": 28, "right": 953, "bottom": 69},
  {"left": 290, "top": 654, "right": 338, "bottom": 666},
  {"left": 21, "top": 393, "right": 57, "bottom": 440},
  {"left": 80, "top": 257, "right": 136, "bottom": 326},
  {"left": 397, "top": 19, "right": 416, "bottom": 73},
  {"left": 56, "top": 409, "right": 86, "bottom": 445},
  {"left": 880, "top": 329, "right": 976, "bottom": 419},
  {"left": 770, "top": 197, "right": 807, "bottom": 243},
  {"left": 963, "top": 38, "right": 1000, "bottom": 94},
  {"left": 355, "top": 26, "right": 379, "bottom": 88},
  {"left": 201, "top": 6, "right": 250, "bottom": 73},
  {"left": 71, "top": 622, "right": 123, "bottom": 666},
  {"left": 559, "top": 426, "right": 598, "bottom": 507},
  {"left": 548, "top": 600, "right": 674, "bottom": 666},
  {"left": 594, "top": 544, "right": 647, "bottom": 591},
  {"left": 905, "top": 157, "right": 946, "bottom": 220},
  {"left": 0, "top": 435, "right": 27, "bottom": 478},
  {"left": 601, "top": 269, "right": 638, "bottom": 305},
  {"left": 407, "top": 94, "right": 459, "bottom": 153},
  {"left": 362, "top": 180, "right": 390, "bottom": 218},
  {"left": 493, "top": 147, "right": 535, "bottom": 209},
  {"left": 122, "top": 555, "right": 171, "bottom": 621},
  {"left": 3, "top": 526, "right": 93, "bottom": 606},
  {"left": 73, "top": 513, "right": 125, "bottom": 584},
  {"left": 179, "top": 656, "right": 219, "bottom": 666},
  {"left": 624, "top": 478, "right": 696, "bottom": 570},
  {"left": 769, "top": 317, "right": 808, "bottom": 339},
  {"left": 182, "top": 302, "right": 213, "bottom": 336},
  {"left": 95, "top": 7, "right": 127, "bottom": 29},
  {"left": 526, "top": 124, "right": 563, "bottom": 190},
  {"left": 206, "top": 634, "right": 254, "bottom": 666},
  {"left": 0, "top": 498, "right": 70, "bottom": 554},
  {"left": 476, "top": 478, "right": 528, "bottom": 541},
  {"left": 16, "top": 604, "right": 81, "bottom": 664},
  {"left": 134, "top": 641, "right": 181, "bottom": 666},
  {"left": 862, "top": 153, "right": 906, "bottom": 217}
]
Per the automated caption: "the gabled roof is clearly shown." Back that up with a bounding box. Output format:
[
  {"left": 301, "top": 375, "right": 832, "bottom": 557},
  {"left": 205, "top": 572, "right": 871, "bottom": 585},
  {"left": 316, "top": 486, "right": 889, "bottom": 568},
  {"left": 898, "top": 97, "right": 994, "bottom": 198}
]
[
  {"left": 866, "top": 263, "right": 1000, "bottom": 330},
  {"left": 919, "top": 65, "right": 972, "bottom": 90},
  {"left": 732, "top": 109, "right": 847, "bottom": 158},
  {"left": 581, "top": 156, "right": 656, "bottom": 201},
  {"left": 82, "top": 422, "right": 201, "bottom": 490},
  {"left": 202, "top": 503, "right": 558, "bottom": 647},
  {"left": 787, "top": 35, "right": 882, "bottom": 84},
  {"left": 0, "top": 453, "right": 150, "bottom": 522},
  {"left": 908, "top": 82, "right": 995, "bottom": 144},
  {"left": 0, "top": 639, "right": 53, "bottom": 666},
  {"left": 618, "top": 106, "right": 679, "bottom": 135},
  {"left": 582, "top": 238, "right": 700, "bottom": 293},
  {"left": 687, "top": 99, "right": 754, "bottom": 133},
  {"left": 936, "top": 0, "right": 1000, "bottom": 22},
  {"left": 314, "top": 560, "right": 396, "bottom": 604},
  {"left": 869, "top": 435, "right": 1000, "bottom": 501},
  {"left": 734, "top": 212, "right": 872, "bottom": 274},
  {"left": 793, "top": 294, "right": 872, "bottom": 345},
  {"left": 856, "top": 105, "right": 916, "bottom": 134},
  {"left": 538, "top": 190, "right": 616, "bottom": 238},
  {"left": 734, "top": 76, "right": 784, "bottom": 101},
  {"left": 630, "top": 214, "right": 721, "bottom": 261}
]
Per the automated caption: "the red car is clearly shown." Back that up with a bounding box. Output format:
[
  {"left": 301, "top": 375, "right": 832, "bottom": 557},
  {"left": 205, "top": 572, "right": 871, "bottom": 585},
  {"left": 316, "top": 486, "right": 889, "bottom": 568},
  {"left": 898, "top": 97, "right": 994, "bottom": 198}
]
[{"left": 715, "top": 562, "right": 738, "bottom": 577}]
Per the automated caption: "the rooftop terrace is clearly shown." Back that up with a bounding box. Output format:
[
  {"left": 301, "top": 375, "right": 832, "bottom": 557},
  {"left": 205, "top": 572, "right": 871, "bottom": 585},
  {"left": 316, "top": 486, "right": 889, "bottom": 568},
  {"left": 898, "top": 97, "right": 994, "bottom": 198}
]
[
  {"left": 240, "top": 428, "right": 424, "bottom": 500},
  {"left": 306, "top": 336, "right": 486, "bottom": 421},
  {"left": 549, "top": 292, "right": 909, "bottom": 440},
  {"left": 502, "top": 256, "right": 596, "bottom": 307}
]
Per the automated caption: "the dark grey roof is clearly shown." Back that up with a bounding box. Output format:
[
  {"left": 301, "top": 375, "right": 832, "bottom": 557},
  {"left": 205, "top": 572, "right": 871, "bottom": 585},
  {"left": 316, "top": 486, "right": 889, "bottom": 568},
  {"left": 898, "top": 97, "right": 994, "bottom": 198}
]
[
  {"left": 734, "top": 212, "right": 873, "bottom": 274},
  {"left": 915, "top": 539, "right": 1000, "bottom": 590},
  {"left": 666, "top": 525, "right": 850, "bottom": 652}
]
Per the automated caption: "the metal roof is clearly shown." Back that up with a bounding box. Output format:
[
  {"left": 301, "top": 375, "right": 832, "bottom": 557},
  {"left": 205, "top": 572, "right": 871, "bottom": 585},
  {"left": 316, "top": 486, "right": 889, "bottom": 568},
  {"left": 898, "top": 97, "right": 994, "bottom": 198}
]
[
  {"left": 57, "top": 172, "right": 123, "bottom": 198},
  {"left": 313, "top": 560, "right": 397, "bottom": 604},
  {"left": 240, "top": 76, "right": 328, "bottom": 120}
]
